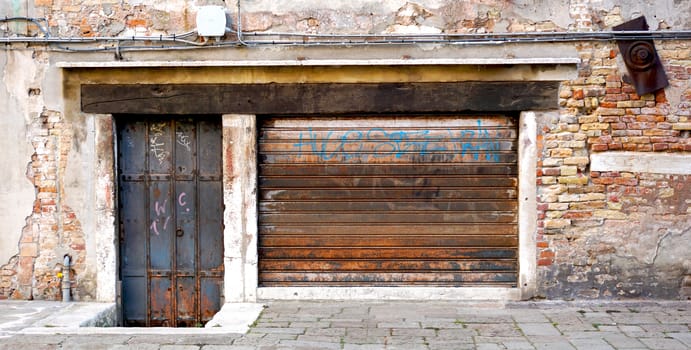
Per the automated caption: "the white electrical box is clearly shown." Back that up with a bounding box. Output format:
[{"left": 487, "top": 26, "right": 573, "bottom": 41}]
[{"left": 196, "top": 6, "right": 227, "bottom": 37}]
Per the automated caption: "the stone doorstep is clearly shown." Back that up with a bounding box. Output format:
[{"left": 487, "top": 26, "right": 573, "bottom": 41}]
[
  {"left": 0, "top": 301, "right": 115, "bottom": 334},
  {"left": 204, "top": 302, "right": 266, "bottom": 333},
  {"left": 16, "top": 302, "right": 265, "bottom": 335}
]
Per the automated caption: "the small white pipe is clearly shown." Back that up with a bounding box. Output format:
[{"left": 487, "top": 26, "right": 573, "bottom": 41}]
[{"left": 62, "top": 255, "right": 71, "bottom": 302}]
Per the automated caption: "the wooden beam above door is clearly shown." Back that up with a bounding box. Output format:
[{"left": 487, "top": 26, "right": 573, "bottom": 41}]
[{"left": 81, "top": 82, "right": 559, "bottom": 115}]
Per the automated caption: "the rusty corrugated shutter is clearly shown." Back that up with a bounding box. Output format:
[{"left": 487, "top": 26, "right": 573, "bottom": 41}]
[{"left": 258, "top": 116, "right": 518, "bottom": 287}]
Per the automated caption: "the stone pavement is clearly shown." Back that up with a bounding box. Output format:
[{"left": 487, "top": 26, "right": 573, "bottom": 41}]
[{"left": 0, "top": 300, "right": 689, "bottom": 349}]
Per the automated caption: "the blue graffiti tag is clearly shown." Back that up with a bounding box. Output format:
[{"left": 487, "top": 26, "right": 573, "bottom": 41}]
[{"left": 292, "top": 119, "right": 502, "bottom": 163}]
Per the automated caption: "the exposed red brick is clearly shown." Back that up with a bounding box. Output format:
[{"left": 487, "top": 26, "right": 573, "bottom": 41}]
[
  {"left": 127, "top": 18, "right": 147, "bottom": 27},
  {"left": 655, "top": 91, "right": 668, "bottom": 103},
  {"left": 79, "top": 19, "right": 93, "bottom": 37},
  {"left": 17, "top": 257, "right": 34, "bottom": 285},
  {"left": 563, "top": 211, "right": 593, "bottom": 219},
  {"left": 636, "top": 115, "right": 665, "bottom": 122},
  {"left": 650, "top": 136, "right": 679, "bottom": 143},
  {"left": 614, "top": 177, "right": 638, "bottom": 186},
  {"left": 543, "top": 168, "right": 561, "bottom": 176},
  {"left": 596, "top": 135, "right": 613, "bottom": 143},
  {"left": 653, "top": 143, "right": 670, "bottom": 151},
  {"left": 540, "top": 250, "right": 555, "bottom": 259},
  {"left": 573, "top": 89, "right": 585, "bottom": 99},
  {"left": 592, "top": 177, "right": 614, "bottom": 185},
  {"left": 637, "top": 144, "right": 653, "bottom": 151},
  {"left": 38, "top": 186, "right": 57, "bottom": 193},
  {"left": 591, "top": 143, "right": 608, "bottom": 151},
  {"left": 598, "top": 116, "right": 619, "bottom": 123},
  {"left": 628, "top": 122, "right": 656, "bottom": 130},
  {"left": 610, "top": 122, "right": 627, "bottom": 129},
  {"left": 669, "top": 144, "right": 684, "bottom": 151},
  {"left": 624, "top": 88, "right": 641, "bottom": 96},
  {"left": 537, "top": 258, "right": 553, "bottom": 266}
]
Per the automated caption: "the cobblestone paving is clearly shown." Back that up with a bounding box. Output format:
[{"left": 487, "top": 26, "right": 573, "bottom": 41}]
[{"left": 0, "top": 301, "right": 689, "bottom": 349}]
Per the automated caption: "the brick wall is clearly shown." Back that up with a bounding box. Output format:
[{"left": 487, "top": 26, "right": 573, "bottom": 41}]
[{"left": 536, "top": 39, "right": 690, "bottom": 298}]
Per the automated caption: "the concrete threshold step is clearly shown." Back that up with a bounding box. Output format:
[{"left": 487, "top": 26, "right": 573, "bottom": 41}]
[{"left": 1, "top": 301, "right": 264, "bottom": 336}]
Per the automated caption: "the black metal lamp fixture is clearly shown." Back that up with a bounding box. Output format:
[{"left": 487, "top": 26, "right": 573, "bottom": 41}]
[{"left": 613, "top": 16, "right": 669, "bottom": 96}]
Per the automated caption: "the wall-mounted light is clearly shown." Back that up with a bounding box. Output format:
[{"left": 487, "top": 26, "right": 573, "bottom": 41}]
[{"left": 613, "top": 16, "right": 669, "bottom": 96}]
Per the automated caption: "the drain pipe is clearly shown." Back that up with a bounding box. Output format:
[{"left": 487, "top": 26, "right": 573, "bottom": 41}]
[{"left": 62, "top": 255, "right": 71, "bottom": 302}]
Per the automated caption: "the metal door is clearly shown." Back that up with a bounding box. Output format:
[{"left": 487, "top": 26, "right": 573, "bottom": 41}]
[
  {"left": 118, "top": 116, "right": 224, "bottom": 327},
  {"left": 258, "top": 115, "right": 518, "bottom": 287}
]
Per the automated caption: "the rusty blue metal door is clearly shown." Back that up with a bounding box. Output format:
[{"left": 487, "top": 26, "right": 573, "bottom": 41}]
[{"left": 117, "top": 116, "right": 224, "bottom": 327}]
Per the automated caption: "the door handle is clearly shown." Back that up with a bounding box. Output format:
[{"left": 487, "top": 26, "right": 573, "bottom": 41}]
[{"left": 176, "top": 228, "right": 184, "bottom": 237}]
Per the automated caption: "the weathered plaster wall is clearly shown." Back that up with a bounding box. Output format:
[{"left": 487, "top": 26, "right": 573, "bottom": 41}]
[
  {"left": 0, "top": 51, "right": 40, "bottom": 298},
  {"left": 0, "top": 48, "right": 92, "bottom": 300},
  {"left": 0, "top": 0, "right": 29, "bottom": 34},
  {"left": 24, "top": 0, "right": 691, "bottom": 37},
  {"left": 0, "top": 0, "right": 689, "bottom": 300}
]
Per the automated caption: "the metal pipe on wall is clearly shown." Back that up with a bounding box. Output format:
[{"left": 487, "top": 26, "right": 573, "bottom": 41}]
[{"left": 62, "top": 255, "right": 71, "bottom": 302}]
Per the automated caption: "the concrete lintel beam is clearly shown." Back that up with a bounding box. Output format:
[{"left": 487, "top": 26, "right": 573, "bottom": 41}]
[{"left": 591, "top": 151, "right": 691, "bottom": 175}]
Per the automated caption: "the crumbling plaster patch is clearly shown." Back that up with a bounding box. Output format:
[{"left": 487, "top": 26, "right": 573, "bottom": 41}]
[
  {"left": 239, "top": 0, "right": 416, "bottom": 14},
  {"left": 0, "top": 49, "right": 94, "bottom": 300},
  {"left": 599, "top": 0, "right": 691, "bottom": 29},
  {"left": 538, "top": 178, "right": 691, "bottom": 299},
  {"left": 0, "top": 50, "right": 43, "bottom": 274}
]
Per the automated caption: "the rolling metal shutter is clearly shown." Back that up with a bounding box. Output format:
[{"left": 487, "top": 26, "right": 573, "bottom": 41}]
[{"left": 258, "top": 116, "right": 518, "bottom": 287}]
